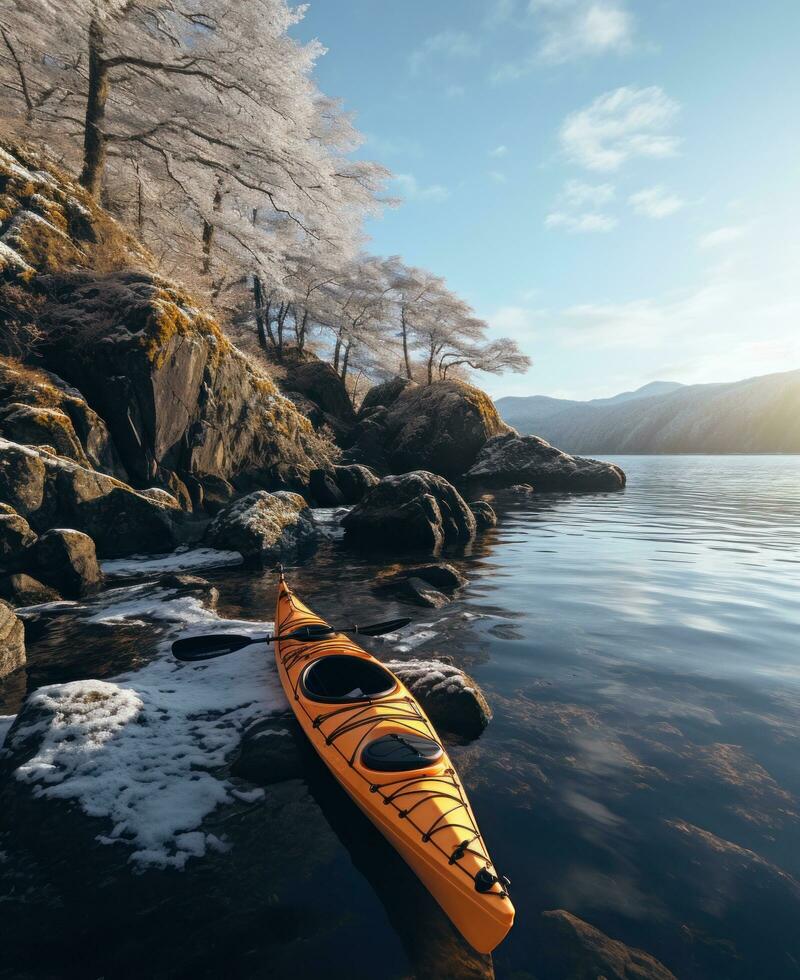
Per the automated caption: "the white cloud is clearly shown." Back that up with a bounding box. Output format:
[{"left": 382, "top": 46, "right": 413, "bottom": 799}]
[
  {"left": 490, "top": 144, "right": 509, "bottom": 157},
  {"left": 492, "top": 0, "right": 636, "bottom": 78},
  {"left": 393, "top": 173, "right": 451, "bottom": 203},
  {"left": 532, "top": 0, "right": 635, "bottom": 64},
  {"left": 560, "top": 85, "right": 681, "bottom": 171},
  {"left": 628, "top": 185, "right": 685, "bottom": 218},
  {"left": 698, "top": 225, "right": 746, "bottom": 249},
  {"left": 487, "top": 305, "right": 541, "bottom": 342},
  {"left": 545, "top": 211, "right": 617, "bottom": 233},
  {"left": 489, "top": 170, "right": 508, "bottom": 183},
  {"left": 409, "top": 31, "right": 480, "bottom": 75},
  {"left": 562, "top": 179, "right": 616, "bottom": 207}
]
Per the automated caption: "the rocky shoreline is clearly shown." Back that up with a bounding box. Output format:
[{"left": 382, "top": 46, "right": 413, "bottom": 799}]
[{"left": 0, "top": 140, "right": 645, "bottom": 977}]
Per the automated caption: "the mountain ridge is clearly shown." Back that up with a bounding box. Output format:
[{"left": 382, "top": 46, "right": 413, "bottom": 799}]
[{"left": 495, "top": 370, "right": 800, "bottom": 454}]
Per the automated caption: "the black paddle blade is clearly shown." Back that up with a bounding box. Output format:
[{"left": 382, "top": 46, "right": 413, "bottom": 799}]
[
  {"left": 171, "top": 633, "right": 268, "bottom": 662},
  {"left": 354, "top": 618, "right": 412, "bottom": 637}
]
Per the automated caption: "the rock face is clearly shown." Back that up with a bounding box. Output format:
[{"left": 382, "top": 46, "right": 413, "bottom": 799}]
[
  {"left": 384, "top": 659, "right": 491, "bottom": 739},
  {"left": 0, "top": 357, "right": 126, "bottom": 478},
  {"left": 466, "top": 432, "right": 626, "bottom": 492},
  {"left": 34, "top": 271, "right": 331, "bottom": 497},
  {"left": 342, "top": 471, "right": 477, "bottom": 551},
  {"left": 0, "top": 503, "right": 37, "bottom": 562},
  {"left": 204, "top": 490, "right": 317, "bottom": 561},
  {"left": 29, "top": 528, "right": 102, "bottom": 598},
  {"left": 0, "top": 144, "right": 331, "bottom": 504},
  {"left": 0, "top": 598, "right": 25, "bottom": 677},
  {"left": 539, "top": 910, "right": 677, "bottom": 980},
  {"left": 0, "top": 438, "right": 179, "bottom": 557},
  {"left": 347, "top": 379, "right": 512, "bottom": 478}
]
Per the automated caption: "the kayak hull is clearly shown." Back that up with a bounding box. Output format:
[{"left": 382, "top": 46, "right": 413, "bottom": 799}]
[{"left": 274, "top": 576, "right": 514, "bottom": 954}]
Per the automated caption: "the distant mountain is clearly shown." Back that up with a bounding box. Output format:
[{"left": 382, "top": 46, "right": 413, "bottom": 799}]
[{"left": 495, "top": 371, "right": 800, "bottom": 453}]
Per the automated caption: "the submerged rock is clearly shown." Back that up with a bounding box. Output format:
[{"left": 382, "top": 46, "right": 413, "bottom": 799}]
[
  {"left": 375, "top": 562, "right": 468, "bottom": 607},
  {"left": 29, "top": 528, "right": 102, "bottom": 598},
  {"left": 0, "top": 598, "right": 25, "bottom": 677},
  {"left": 466, "top": 432, "right": 626, "bottom": 492},
  {"left": 343, "top": 471, "right": 476, "bottom": 551},
  {"left": 469, "top": 500, "right": 497, "bottom": 529},
  {"left": 231, "top": 716, "right": 305, "bottom": 785},
  {"left": 204, "top": 490, "right": 317, "bottom": 561},
  {"left": 539, "top": 909, "right": 677, "bottom": 980},
  {"left": 385, "top": 658, "right": 492, "bottom": 739}
]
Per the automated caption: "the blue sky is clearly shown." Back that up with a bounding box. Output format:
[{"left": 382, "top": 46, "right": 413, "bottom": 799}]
[{"left": 296, "top": 1, "right": 800, "bottom": 399}]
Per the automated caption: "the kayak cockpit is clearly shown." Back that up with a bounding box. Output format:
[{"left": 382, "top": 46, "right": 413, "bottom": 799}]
[
  {"left": 361, "top": 733, "right": 443, "bottom": 772},
  {"left": 300, "top": 654, "right": 397, "bottom": 703}
]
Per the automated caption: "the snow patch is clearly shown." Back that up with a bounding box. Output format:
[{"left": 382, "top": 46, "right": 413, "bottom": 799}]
[
  {"left": 385, "top": 658, "right": 477, "bottom": 697},
  {"left": 101, "top": 547, "right": 244, "bottom": 580},
  {"left": 311, "top": 506, "right": 351, "bottom": 540},
  {"left": 0, "top": 715, "right": 16, "bottom": 749},
  {"left": 5, "top": 589, "right": 286, "bottom": 870}
]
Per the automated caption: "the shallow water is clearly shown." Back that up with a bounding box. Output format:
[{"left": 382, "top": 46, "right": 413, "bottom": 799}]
[{"left": 2, "top": 455, "right": 800, "bottom": 979}]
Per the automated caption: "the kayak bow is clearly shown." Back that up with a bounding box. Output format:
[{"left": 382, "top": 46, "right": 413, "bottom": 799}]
[{"left": 274, "top": 572, "right": 514, "bottom": 954}]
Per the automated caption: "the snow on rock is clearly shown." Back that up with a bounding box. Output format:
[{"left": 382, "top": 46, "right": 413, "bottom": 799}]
[
  {"left": 311, "top": 506, "right": 350, "bottom": 540},
  {"left": 3, "top": 588, "right": 286, "bottom": 870},
  {"left": 384, "top": 658, "right": 492, "bottom": 739},
  {"left": 101, "top": 546, "right": 244, "bottom": 580}
]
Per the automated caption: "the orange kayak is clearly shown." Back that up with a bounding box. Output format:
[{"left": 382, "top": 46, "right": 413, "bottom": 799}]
[{"left": 274, "top": 572, "right": 514, "bottom": 954}]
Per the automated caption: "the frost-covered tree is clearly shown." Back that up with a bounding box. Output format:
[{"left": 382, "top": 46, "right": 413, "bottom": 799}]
[{"left": 0, "top": 0, "right": 389, "bottom": 293}]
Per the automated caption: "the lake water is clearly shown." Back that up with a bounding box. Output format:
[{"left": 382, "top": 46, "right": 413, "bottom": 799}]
[{"left": 2, "top": 455, "right": 799, "bottom": 979}]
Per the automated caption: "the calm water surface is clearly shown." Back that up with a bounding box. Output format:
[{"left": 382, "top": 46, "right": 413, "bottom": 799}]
[{"left": 3, "top": 455, "right": 799, "bottom": 979}]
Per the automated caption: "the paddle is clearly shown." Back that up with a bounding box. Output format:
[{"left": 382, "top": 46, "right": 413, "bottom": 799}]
[{"left": 171, "top": 618, "right": 412, "bottom": 662}]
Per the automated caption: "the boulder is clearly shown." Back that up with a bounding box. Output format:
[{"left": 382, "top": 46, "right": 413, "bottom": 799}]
[
  {"left": 0, "top": 503, "right": 37, "bottom": 563},
  {"left": 334, "top": 464, "right": 379, "bottom": 503},
  {"left": 0, "top": 402, "right": 92, "bottom": 468},
  {"left": 342, "top": 471, "right": 476, "bottom": 551},
  {"left": 281, "top": 357, "right": 356, "bottom": 428},
  {"left": 384, "top": 659, "right": 491, "bottom": 739},
  {"left": 0, "top": 573, "right": 61, "bottom": 606},
  {"left": 466, "top": 432, "right": 626, "bottom": 492},
  {"left": 0, "top": 438, "right": 179, "bottom": 558},
  {"left": 29, "top": 528, "right": 102, "bottom": 598},
  {"left": 358, "top": 376, "right": 414, "bottom": 415},
  {"left": 0, "top": 598, "right": 25, "bottom": 677},
  {"left": 469, "top": 500, "right": 497, "bottom": 529},
  {"left": 346, "top": 380, "right": 512, "bottom": 478},
  {"left": 539, "top": 910, "right": 677, "bottom": 980},
  {"left": 309, "top": 468, "right": 346, "bottom": 507},
  {"left": 204, "top": 490, "right": 317, "bottom": 561}
]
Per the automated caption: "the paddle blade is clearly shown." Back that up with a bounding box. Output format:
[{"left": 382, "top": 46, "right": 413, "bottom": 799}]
[
  {"left": 355, "top": 618, "right": 412, "bottom": 637},
  {"left": 171, "top": 633, "right": 266, "bottom": 662}
]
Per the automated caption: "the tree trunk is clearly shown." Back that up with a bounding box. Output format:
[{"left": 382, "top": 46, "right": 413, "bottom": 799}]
[
  {"left": 401, "top": 309, "right": 413, "bottom": 379},
  {"left": 1, "top": 29, "right": 33, "bottom": 123},
  {"left": 333, "top": 333, "right": 342, "bottom": 373},
  {"left": 133, "top": 161, "right": 145, "bottom": 238},
  {"left": 427, "top": 349, "right": 434, "bottom": 385},
  {"left": 341, "top": 341, "right": 351, "bottom": 382},
  {"left": 297, "top": 309, "right": 309, "bottom": 351},
  {"left": 202, "top": 177, "right": 222, "bottom": 275},
  {"left": 276, "top": 303, "right": 288, "bottom": 359},
  {"left": 79, "top": 18, "right": 109, "bottom": 197},
  {"left": 253, "top": 275, "right": 268, "bottom": 349}
]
